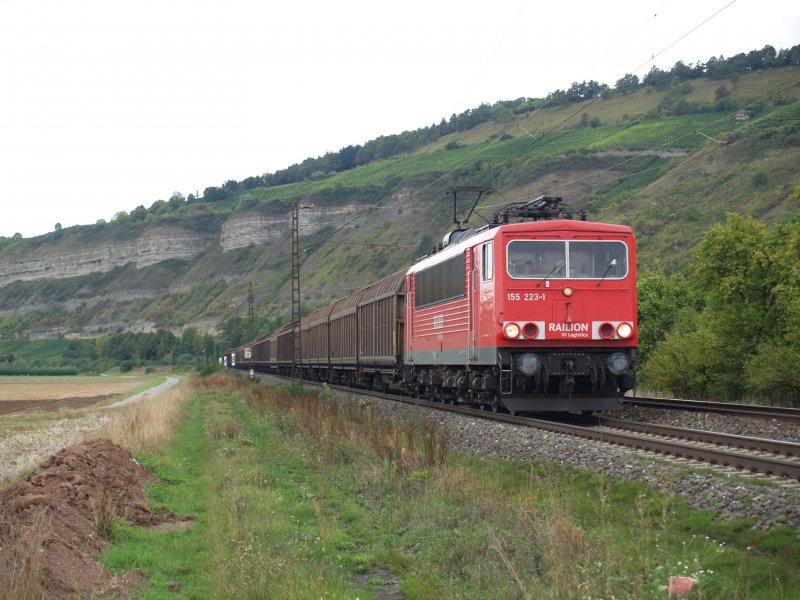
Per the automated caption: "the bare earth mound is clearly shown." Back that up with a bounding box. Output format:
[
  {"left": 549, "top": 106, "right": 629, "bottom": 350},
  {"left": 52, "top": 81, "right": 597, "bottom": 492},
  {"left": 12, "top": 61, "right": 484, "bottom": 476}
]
[{"left": 0, "top": 439, "right": 186, "bottom": 599}]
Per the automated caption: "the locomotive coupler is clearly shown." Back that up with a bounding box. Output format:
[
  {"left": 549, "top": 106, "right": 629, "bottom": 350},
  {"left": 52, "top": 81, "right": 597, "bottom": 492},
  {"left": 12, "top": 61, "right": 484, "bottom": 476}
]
[{"left": 564, "top": 359, "right": 575, "bottom": 399}]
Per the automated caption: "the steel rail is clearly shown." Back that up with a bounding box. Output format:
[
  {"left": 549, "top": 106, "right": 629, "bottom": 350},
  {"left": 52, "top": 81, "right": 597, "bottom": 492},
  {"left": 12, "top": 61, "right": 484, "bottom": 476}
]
[
  {"left": 627, "top": 396, "right": 800, "bottom": 424},
  {"left": 598, "top": 416, "right": 800, "bottom": 458}
]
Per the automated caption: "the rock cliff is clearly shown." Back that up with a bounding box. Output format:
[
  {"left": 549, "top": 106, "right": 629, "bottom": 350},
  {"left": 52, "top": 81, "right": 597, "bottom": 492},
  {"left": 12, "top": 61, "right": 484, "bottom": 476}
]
[
  {"left": 220, "top": 205, "right": 364, "bottom": 251},
  {"left": 0, "top": 228, "right": 213, "bottom": 288},
  {"left": 0, "top": 204, "right": 367, "bottom": 288}
]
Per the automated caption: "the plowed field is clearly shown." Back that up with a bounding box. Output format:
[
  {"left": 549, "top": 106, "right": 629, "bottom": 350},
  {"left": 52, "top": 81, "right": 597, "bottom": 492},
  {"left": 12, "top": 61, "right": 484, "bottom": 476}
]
[{"left": 0, "top": 376, "right": 156, "bottom": 414}]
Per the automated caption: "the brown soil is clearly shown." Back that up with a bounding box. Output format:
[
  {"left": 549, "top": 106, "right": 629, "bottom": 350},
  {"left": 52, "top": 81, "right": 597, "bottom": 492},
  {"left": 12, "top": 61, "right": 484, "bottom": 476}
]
[
  {"left": 0, "top": 378, "right": 150, "bottom": 402},
  {"left": 0, "top": 439, "right": 188, "bottom": 599},
  {"left": 0, "top": 395, "right": 115, "bottom": 415}
]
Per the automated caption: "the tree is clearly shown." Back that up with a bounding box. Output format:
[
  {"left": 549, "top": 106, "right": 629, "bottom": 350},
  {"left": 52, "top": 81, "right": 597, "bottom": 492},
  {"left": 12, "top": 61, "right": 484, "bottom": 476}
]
[
  {"left": 637, "top": 270, "right": 700, "bottom": 364},
  {"left": 670, "top": 60, "right": 694, "bottom": 81},
  {"left": 202, "top": 187, "right": 230, "bottom": 203},
  {"left": 643, "top": 212, "right": 800, "bottom": 401},
  {"left": 643, "top": 66, "right": 671, "bottom": 90},
  {"left": 54, "top": 223, "right": 62, "bottom": 231},
  {"left": 12, "top": 232, "right": 22, "bottom": 241},
  {"left": 221, "top": 316, "right": 245, "bottom": 348},
  {"left": 179, "top": 327, "right": 204, "bottom": 356},
  {"left": 614, "top": 73, "right": 640, "bottom": 95}
]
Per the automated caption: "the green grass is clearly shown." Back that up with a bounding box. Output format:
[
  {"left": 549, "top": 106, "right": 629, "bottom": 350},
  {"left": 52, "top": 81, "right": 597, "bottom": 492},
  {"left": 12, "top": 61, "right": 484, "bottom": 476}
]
[
  {"left": 100, "top": 375, "right": 800, "bottom": 599},
  {"left": 101, "top": 392, "right": 216, "bottom": 597},
  {"left": 589, "top": 113, "right": 745, "bottom": 150},
  {"left": 0, "top": 339, "right": 71, "bottom": 363}
]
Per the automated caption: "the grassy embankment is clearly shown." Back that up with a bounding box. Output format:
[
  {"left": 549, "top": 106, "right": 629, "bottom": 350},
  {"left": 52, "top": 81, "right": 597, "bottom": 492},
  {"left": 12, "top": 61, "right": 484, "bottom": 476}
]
[{"left": 96, "top": 373, "right": 797, "bottom": 599}]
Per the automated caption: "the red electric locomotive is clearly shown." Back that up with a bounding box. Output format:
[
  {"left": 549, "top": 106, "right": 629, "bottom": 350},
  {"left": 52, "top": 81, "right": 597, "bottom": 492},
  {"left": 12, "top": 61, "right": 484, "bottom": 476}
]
[
  {"left": 403, "top": 196, "right": 637, "bottom": 412},
  {"left": 226, "top": 195, "right": 637, "bottom": 414}
]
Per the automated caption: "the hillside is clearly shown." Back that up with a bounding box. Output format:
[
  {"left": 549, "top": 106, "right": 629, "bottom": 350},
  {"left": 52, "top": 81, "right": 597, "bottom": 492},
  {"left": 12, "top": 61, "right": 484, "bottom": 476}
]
[{"left": 0, "top": 66, "right": 798, "bottom": 341}]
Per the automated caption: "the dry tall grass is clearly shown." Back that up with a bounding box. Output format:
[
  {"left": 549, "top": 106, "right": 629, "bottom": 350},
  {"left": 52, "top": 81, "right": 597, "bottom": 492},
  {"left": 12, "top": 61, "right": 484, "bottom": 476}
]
[
  {"left": 90, "top": 380, "right": 191, "bottom": 454},
  {"left": 0, "top": 508, "right": 50, "bottom": 600},
  {"left": 237, "top": 377, "right": 450, "bottom": 477}
]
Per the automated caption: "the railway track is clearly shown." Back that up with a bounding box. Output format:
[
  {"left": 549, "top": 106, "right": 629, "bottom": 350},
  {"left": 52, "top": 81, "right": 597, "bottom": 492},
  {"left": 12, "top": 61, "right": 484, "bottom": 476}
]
[
  {"left": 627, "top": 396, "right": 800, "bottom": 425},
  {"left": 267, "top": 375, "right": 800, "bottom": 482}
]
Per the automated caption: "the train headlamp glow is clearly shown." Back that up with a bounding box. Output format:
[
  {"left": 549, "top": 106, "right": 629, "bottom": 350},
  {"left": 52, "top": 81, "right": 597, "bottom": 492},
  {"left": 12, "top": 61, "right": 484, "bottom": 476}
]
[
  {"left": 616, "top": 322, "right": 633, "bottom": 339},
  {"left": 606, "top": 352, "right": 631, "bottom": 376},
  {"left": 503, "top": 322, "right": 521, "bottom": 339},
  {"left": 562, "top": 286, "right": 574, "bottom": 297}
]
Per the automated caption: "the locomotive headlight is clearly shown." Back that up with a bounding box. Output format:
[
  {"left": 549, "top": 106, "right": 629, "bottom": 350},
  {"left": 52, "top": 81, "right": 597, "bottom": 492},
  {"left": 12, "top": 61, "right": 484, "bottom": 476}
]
[
  {"left": 607, "top": 352, "right": 631, "bottom": 376},
  {"left": 616, "top": 322, "right": 633, "bottom": 339},
  {"left": 503, "top": 322, "right": 521, "bottom": 339},
  {"left": 516, "top": 353, "right": 541, "bottom": 377},
  {"left": 562, "top": 286, "right": 574, "bottom": 297}
]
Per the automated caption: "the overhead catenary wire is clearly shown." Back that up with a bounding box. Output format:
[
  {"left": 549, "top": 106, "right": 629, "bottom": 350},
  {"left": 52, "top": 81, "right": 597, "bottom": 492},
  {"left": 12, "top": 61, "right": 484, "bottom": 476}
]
[
  {"left": 296, "top": 0, "right": 750, "bottom": 251},
  {"left": 405, "top": 0, "right": 743, "bottom": 222},
  {"left": 628, "top": 0, "right": 739, "bottom": 78}
]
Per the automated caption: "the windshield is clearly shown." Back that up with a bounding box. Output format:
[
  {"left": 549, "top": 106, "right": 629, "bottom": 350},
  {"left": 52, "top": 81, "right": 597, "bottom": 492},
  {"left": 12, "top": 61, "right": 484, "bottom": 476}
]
[{"left": 507, "top": 240, "right": 628, "bottom": 280}]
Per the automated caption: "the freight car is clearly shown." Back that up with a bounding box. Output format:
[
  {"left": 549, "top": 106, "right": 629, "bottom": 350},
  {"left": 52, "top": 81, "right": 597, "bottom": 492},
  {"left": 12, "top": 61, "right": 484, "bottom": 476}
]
[{"left": 226, "top": 196, "right": 637, "bottom": 413}]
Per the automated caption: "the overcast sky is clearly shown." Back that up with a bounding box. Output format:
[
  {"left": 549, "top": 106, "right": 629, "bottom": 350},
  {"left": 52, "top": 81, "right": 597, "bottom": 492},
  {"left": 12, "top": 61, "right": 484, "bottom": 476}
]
[{"left": 1, "top": 0, "right": 798, "bottom": 238}]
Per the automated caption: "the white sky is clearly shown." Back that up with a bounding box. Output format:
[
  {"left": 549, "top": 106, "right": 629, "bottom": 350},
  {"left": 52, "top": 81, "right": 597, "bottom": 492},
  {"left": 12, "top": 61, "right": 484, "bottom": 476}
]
[{"left": 1, "top": 0, "right": 798, "bottom": 238}]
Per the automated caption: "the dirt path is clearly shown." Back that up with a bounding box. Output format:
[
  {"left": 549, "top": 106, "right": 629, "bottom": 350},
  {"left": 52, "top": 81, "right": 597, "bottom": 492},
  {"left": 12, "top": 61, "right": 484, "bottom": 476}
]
[{"left": 104, "top": 376, "right": 179, "bottom": 408}]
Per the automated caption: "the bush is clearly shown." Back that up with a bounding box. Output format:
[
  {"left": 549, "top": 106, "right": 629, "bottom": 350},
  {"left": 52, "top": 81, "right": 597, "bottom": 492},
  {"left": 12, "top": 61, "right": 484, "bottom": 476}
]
[
  {"left": 197, "top": 362, "right": 222, "bottom": 377},
  {"left": 0, "top": 366, "right": 80, "bottom": 376},
  {"left": 745, "top": 344, "right": 800, "bottom": 404}
]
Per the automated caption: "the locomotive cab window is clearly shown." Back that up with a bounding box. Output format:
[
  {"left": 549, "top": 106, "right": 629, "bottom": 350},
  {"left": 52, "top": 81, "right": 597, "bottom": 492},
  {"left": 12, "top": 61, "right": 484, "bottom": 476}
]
[
  {"left": 507, "top": 240, "right": 628, "bottom": 280},
  {"left": 507, "top": 240, "right": 566, "bottom": 279},
  {"left": 568, "top": 240, "right": 627, "bottom": 279}
]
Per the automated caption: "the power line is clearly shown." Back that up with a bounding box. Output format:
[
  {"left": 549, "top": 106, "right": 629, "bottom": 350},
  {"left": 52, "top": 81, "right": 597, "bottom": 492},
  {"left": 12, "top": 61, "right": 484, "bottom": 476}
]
[
  {"left": 628, "top": 0, "right": 739, "bottom": 77},
  {"left": 289, "top": 0, "right": 747, "bottom": 254}
]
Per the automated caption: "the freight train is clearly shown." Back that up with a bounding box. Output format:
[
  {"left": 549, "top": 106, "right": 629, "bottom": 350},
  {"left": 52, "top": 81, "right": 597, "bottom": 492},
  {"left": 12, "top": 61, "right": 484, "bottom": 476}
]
[{"left": 224, "top": 196, "right": 637, "bottom": 413}]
